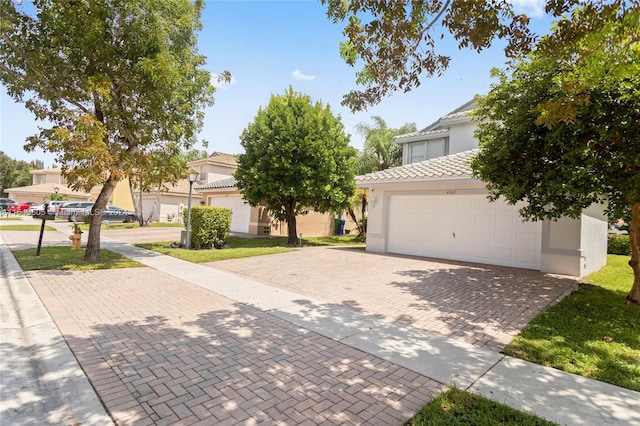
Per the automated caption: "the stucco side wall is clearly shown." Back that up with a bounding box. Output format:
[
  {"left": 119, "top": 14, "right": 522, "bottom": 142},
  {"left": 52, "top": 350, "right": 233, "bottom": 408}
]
[
  {"left": 270, "top": 210, "right": 334, "bottom": 237},
  {"left": 580, "top": 203, "right": 608, "bottom": 276},
  {"left": 448, "top": 122, "right": 477, "bottom": 154},
  {"left": 540, "top": 204, "right": 607, "bottom": 278},
  {"left": 112, "top": 178, "right": 134, "bottom": 210}
]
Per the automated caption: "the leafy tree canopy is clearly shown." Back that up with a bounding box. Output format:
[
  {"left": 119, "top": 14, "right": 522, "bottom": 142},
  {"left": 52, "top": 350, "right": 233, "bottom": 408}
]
[
  {"left": 321, "top": 0, "right": 636, "bottom": 111},
  {"left": 471, "top": 6, "right": 640, "bottom": 303},
  {"left": 0, "top": 0, "right": 227, "bottom": 259},
  {"left": 0, "top": 151, "right": 43, "bottom": 197},
  {"left": 235, "top": 87, "right": 357, "bottom": 245}
]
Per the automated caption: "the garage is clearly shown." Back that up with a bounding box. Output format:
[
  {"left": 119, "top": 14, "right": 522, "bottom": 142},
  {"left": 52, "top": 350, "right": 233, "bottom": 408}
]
[
  {"left": 387, "top": 194, "right": 542, "bottom": 269},
  {"left": 209, "top": 196, "right": 251, "bottom": 234}
]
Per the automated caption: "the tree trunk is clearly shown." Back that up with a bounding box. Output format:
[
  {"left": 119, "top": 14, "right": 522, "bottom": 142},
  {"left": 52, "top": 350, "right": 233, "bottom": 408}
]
[
  {"left": 83, "top": 177, "right": 118, "bottom": 261},
  {"left": 627, "top": 202, "right": 640, "bottom": 304},
  {"left": 285, "top": 199, "right": 298, "bottom": 246}
]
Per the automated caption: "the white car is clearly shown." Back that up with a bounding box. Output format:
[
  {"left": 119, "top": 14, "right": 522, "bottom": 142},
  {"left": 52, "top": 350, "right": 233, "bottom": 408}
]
[{"left": 29, "top": 200, "right": 65, "bottom": 215}]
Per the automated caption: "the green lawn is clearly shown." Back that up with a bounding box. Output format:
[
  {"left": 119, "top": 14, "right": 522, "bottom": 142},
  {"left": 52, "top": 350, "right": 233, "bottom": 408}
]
[
  {"left": 409, "top": 387, "right": 557, "bottom": 425},
  {"left": 136, "top": 235, "right": 362, "bottom": 263},
  {"left": 13, "top": 246, "right": 143, "bottom": 270},
  {"left": 0, "top": 216, "right": 23, "bottom": 221},
  {"left": 0, "top": 224, "right": 55, "bottom": 231},
  {"left": 78, "top": 222, "right": 187, "bottom": 231},
  {"left": 504, "top": 255, "right": 640, "bottom": 391}
]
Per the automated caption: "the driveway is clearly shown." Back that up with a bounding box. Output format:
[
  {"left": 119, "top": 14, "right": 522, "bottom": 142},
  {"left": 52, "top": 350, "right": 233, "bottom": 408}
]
[{"left": 207, "top": 247, "right": 578, "bottom": 352}]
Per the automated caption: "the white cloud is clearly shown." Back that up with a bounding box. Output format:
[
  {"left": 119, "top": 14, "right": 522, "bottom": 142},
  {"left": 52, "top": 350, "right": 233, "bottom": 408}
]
[
  {"left": 292, "top": 69, "right": 317, "bottom": 81},
  {"left": 510, "top": 0, "right": 546, "bottom": 17}
]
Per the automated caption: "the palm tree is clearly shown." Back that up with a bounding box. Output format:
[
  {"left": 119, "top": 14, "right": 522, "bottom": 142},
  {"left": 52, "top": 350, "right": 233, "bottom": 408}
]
[
  {"left": 356, "top": 116, "right": 417, "bottom": 173},
  {"left": 348, "top": 117, "right": 417, "bottom": 240}
]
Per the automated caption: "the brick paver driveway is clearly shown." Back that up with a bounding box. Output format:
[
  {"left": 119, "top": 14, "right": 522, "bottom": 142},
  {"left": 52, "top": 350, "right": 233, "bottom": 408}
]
[
  {"left": 27, "top": 268, "right": 445, "bottom": 425},
  {"left": 209, "top": 247, "right": 578, "bottom": 352}
]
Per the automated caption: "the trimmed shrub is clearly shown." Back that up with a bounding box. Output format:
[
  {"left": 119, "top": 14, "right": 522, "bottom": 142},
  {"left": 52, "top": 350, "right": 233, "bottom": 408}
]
[
  {"left": 184, "top": 206, "right": 232, "bottom": 249},
  {"left": 608, "top": 234, "right": 631, "bottom": 256}
]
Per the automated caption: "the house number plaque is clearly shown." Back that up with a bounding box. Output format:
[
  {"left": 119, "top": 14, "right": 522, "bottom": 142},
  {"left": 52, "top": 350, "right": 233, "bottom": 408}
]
[{"left": 446, "top": 190, "right": 457, "bottom": 195}]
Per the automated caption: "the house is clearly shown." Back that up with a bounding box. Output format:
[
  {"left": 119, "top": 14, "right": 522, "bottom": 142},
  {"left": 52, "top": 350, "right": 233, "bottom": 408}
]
[
  {"left": 192, "top": 152, "right": 355, "bottom": 236},
  {"left": 132, "top": 178, "right": 201, "bottom": 224},
  {"left": 356, "top": 100, "right": 608, "bottom": 277},
  {"left": 6, "top": 168, "right": 133, "bottom": 209}
]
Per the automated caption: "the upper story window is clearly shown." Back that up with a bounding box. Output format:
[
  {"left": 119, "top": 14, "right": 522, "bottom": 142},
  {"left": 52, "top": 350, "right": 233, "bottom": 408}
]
[
  {"left": 409, "top": 142, "right": 425, "bottom": 163},
  {"left": 426, "top": 137, "right": 449, "bottom": 160}
]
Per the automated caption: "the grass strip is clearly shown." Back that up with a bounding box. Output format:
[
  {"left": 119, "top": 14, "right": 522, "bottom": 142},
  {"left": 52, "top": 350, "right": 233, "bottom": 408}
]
[
  {"left": 136, "top": 241, "right": 295, "bottom": 263},
  {"left": 409, "top": 387, "right": 557, "bottom": 425},
  {"left": 504, "top": 255, "right": 640, "bottom": 391},
  {"left": 0, "top": 224, "right": 55, "bottom": 231},
  {"left": 13, "top": 246, "right": 143, "bottom": 270},
  {"left": 136, "top": 235, "right": 363, "bottom": 263}
]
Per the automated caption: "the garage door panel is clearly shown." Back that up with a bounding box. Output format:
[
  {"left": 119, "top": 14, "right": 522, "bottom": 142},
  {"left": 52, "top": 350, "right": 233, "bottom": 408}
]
[
  {"left": 210, "top": 197, "right": 250, "bottom": 233},
  {"left": 387, "top": 195, "right": 541, "bottom": 269}
]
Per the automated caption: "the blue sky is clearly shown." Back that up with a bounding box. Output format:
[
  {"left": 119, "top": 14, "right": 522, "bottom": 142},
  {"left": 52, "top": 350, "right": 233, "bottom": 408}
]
[{"left": 1, "top": 0, "right": 551, "bottom": 166}]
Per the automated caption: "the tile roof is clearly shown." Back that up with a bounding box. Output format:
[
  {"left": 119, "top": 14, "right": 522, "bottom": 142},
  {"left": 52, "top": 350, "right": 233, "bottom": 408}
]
[
  {"left": 207, "top": 152, "right": 238, "bottom": 166},
  {"left": 394, "top": 128, "right": 449, "bottom": 142},
  {"left": 356, "top": 149, "right": 478, "bottom": 183},
  {"left": 159, "top": 179, "right": 202, "bottom": 196},
  {"left": 195, "top": 177, "right": 237, "bottom": 190}
]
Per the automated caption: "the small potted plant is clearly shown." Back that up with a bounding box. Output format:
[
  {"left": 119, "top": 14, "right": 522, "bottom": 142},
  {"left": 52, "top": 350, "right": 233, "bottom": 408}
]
[{"left": 69, "top": 223, "right": 83, "bottom": 250}]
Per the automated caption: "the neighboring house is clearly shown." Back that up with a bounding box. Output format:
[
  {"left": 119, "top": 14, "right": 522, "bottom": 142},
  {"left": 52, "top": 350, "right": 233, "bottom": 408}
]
[
  {"left": 6, "top": 168, "right": 133, "bottom": 209},
  {"left": 356, "top": 100, "right": 608, "bottom": 277},
  {"left": 132, "top": 178, "right": 201, "bottom": 224},
  {"left": 192, "top": 152, "right": 354, "bottom": 236}
]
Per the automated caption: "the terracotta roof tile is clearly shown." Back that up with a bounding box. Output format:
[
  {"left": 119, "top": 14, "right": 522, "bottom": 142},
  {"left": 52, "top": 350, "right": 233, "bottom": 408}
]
[{"left": 207, "top": 152, "right": 238, "bottom": 166}]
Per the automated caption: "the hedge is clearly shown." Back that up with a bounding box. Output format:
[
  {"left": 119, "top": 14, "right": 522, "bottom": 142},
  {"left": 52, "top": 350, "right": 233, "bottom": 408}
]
[
  {"left": 608, "top": 234, "right": 631, "bottom": 256},
  {"left": 184, "top": 206, "right": 232, "bottom": 249}
]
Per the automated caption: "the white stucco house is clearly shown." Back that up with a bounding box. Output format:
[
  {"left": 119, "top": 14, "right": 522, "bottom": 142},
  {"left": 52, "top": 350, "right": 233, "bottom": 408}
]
[{"left": 356, "top": 100, "right": 608, "bottom": 277}]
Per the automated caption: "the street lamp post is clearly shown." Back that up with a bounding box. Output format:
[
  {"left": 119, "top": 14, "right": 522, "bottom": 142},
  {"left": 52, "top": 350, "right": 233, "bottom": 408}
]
[
  {"left": 53, "top": 186, "right": 59, "bottom": 213},
  {"left": 185, "top": 171, "right": 199, "bottom": 249}
]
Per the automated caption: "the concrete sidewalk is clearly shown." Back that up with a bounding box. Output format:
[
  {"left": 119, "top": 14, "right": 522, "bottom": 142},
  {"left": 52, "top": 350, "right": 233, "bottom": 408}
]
[
  {"left": 0, "top": 236, "right": 113, "bottom": 425},
  {"left": 1, "top": 223, "right": 639, "bottom": 425}
]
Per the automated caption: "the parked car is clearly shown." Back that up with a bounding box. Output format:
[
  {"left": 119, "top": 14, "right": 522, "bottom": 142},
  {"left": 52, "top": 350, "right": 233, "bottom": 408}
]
[
  {"left": 7, "top": 201, "right": 38, "bottom": 213},
  {"left": 0, "top": 198, "right": 15, "bottom": 213},
  {"left": 79, "top": 206, "right": 138, "bottom": 223},
  {"left": 30, "top": 200, "right": 65, "bottom": 215},
  {"left": 57, "top": 201, "right": 95, "bottom": 221}
]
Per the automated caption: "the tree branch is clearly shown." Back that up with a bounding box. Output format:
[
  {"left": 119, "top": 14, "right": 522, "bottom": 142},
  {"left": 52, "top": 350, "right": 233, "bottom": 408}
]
[{"left": 2, "top": 34, "right": 92, "bottom": 115}]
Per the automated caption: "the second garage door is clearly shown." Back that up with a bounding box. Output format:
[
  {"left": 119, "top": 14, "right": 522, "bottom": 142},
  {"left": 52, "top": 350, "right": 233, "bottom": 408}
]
[
  {"left": 210, "top": 196, "right": 251, "bottom": 234},
  {"left": 387, "top": 194, "right": 541, "bottom": 269}
]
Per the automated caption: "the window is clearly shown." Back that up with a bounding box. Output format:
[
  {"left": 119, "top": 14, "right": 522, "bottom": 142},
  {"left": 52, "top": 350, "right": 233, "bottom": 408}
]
[
  {"left": 425, "top": 137, "right": 450, "bottom": 160},
  {"left": 409, "top": 143, "right": 425, "bottom": 163}
]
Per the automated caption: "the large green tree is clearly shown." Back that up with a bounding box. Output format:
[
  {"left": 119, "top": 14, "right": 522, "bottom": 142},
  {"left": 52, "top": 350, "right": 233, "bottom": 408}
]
[
  {"left": 0, "top": 0, "right": 226, "bottom": 260},
  {"left": 0, "top": 151, "right": 43, "bottom": 197},
  {"left": 471, "top": 7, "right": 640, "bottom": 304},
  {"left": 322, "top": 0, "right": 635, "bottom": 111},
  {"left": 235, "top": 87, "right": 357, "bottom": 245}
]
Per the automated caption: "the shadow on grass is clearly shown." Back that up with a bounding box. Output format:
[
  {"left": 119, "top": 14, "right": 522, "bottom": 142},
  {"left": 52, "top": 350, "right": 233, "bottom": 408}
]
[{"left": 504, "top": 282, "right": 640, "bottom": 391}]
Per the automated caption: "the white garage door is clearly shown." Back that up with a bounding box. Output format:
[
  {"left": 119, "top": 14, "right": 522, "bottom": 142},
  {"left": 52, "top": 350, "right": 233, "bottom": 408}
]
[
  {"left": 387, "top": 195, "right": 541, "bottom": 269},
  {"left": 210, "top": 196, "right": 250, "bottom": 233}
]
